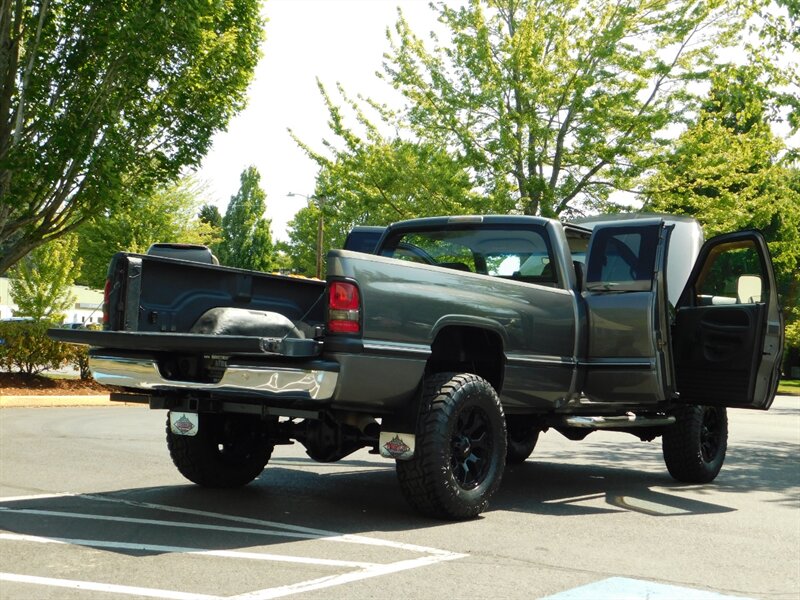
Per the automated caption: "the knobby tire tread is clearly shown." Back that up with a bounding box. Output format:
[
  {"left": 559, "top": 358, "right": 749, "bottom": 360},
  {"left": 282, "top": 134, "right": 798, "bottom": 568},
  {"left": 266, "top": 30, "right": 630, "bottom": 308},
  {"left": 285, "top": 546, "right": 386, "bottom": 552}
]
[
  {"left": 662, "top": 405, "right": 727, "bottom": 484},
  {"left": 166, "top": 414, "right": 274, "bottom": 488},
  {"left": 396, "top": 372, "right": 505, "bottom": 520}
]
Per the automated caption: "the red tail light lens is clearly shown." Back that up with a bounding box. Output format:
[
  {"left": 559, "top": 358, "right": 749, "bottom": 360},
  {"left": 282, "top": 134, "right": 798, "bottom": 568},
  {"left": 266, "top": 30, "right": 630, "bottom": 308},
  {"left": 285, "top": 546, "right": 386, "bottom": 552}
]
[{"left": 328, "top": 281, "right": 361, "bottom": 333}]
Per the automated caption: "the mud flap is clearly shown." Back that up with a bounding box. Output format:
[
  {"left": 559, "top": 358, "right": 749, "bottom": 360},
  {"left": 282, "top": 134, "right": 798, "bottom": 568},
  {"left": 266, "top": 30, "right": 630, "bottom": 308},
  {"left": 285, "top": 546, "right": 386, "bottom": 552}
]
[
  {"left": 169, "top": 412, "right": 199, "bottom": 436},
  {"left": 379, "top": 431, "right": 415, "bottom": 460}
]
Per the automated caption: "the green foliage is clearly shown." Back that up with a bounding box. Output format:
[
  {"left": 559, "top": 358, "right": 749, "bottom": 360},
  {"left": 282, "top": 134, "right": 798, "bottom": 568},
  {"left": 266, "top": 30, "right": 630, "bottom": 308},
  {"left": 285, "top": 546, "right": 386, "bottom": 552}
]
[
  {"left": 64, "top": 323, "right": 100, "bottom": 380},
  {"left": 313, "top": 0, "right": 747, "bottom": 218},
  {"left": 785, "top": 305, "right": 800, "bottom": 350},
  {"left": 77, "top": 177, "right": 219, "bottom": 288},
  {"left": 0, "top": 0, "right": 264, "bottom": 275},
  {"left": 643, "top": 66, "right": 800, "bottom": 352},
  {"left": 199, "top": 204, "right": 223, "bottom": 229},
  {"left": 0, "top": 321, "right": 72, "bottom": 375},
  {"left": 9, "top": 233, "right": 81, "bottom": 321},
  {"left": 748, "top": 0, "right": 800, "bottom": 139},
  {"left": 218, "top": 167, "right": 275, "bottom": 271},
  {"left": 285, "top": 204, "right": 324, "bottom": 278}
]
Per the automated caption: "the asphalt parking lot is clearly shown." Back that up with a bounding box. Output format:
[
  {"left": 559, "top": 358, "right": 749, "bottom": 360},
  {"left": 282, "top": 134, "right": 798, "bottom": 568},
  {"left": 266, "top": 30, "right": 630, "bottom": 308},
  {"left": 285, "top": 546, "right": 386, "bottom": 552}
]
[{"left": 1, "top": 397, "right": 798, "bottom": 599}]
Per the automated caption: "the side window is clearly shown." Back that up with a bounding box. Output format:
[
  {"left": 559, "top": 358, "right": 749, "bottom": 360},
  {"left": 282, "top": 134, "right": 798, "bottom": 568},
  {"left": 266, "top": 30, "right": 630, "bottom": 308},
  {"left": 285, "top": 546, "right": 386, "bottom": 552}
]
[
  {"left": 585, "top": 224, "right": 660, "bottom": 291},
  {"left": 694, "top": 240, "right": 767, "bottom": 306}
]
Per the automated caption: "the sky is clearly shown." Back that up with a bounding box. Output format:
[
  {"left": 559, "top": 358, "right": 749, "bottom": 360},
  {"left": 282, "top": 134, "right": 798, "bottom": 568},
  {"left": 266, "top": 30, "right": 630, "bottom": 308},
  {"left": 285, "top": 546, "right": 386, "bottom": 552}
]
[
  {"left": 196, "top": 0, "right": 796, "bottom": 242},
  {"left": 195, "top": 0, "right": 444, "bottom": 241}
]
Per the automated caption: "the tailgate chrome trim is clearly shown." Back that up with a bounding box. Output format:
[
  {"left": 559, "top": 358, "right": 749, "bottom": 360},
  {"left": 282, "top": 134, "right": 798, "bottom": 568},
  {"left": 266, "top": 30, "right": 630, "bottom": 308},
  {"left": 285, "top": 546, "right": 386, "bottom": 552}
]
[{"left": 89, "top": 355, "right": 338, "bottom": 400}]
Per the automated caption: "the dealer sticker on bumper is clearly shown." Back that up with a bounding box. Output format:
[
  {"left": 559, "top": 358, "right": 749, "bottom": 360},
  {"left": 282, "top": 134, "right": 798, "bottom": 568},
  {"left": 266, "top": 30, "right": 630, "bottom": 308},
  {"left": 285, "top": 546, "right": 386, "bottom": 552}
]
[
  {"left": 170, "top": 412, "right": 199, "bottom": 436},
  {"left": 379, "top": 431, "right": 415, "bottom": 460}
]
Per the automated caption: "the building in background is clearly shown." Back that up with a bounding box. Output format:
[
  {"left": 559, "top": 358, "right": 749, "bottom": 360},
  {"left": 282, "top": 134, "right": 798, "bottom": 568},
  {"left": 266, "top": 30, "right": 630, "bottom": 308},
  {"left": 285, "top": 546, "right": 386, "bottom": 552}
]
[{"left": 0, "top": 277, "right": 103, "bottom": 325}]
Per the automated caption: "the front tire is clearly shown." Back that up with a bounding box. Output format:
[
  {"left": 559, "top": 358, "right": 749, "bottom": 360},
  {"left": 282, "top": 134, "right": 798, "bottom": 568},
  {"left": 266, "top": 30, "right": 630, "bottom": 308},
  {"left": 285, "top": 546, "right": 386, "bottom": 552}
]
[
  {"left": 396, "top": 372, "right": 507, "bottom": 520},
  {"left": 662, "top": 405, "right": 727, "bottom": 483},
  {"left": 166, "top": 413, "right": 274, "bottom": 488}
]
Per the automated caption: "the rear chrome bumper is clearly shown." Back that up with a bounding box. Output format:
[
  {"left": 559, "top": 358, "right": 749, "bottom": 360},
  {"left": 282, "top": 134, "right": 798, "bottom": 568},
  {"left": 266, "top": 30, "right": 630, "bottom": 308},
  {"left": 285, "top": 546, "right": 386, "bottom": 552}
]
[{"left": 89, "top": 355, "right": 338, "bottom": 400}]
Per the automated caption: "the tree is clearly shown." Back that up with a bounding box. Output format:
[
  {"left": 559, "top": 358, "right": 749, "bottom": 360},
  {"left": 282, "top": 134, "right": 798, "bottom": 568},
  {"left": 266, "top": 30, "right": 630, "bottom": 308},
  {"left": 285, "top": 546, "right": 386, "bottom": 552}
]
[
  {"left": 643, "top": 66, "right": 800, "bottom": 359},
  {"left": 8, "top": 232, "right": 81, "bottom": 321},
  {"left": 199, "top": 204, "right": 223, "bottom": 229},
  {"left": 218, "top": 166, "right": 275, "bottom": 271},
  {"left": 749, "top": 0, "right": 800, "bottom": 142},
  {"left": 288, "top": 80, "right": 497, "bottom": 275},
  {"left": 0, "top": 0, "right": 263, "bottom": 275},
  {"left": 77, "top": 177, "right": 219, "bottom": 288},
  {"left": 299, "top": 0, "right": 749, "bottom": 221},
  {"left": 285, "top": 202, "right": 324, "bottom": 278}
]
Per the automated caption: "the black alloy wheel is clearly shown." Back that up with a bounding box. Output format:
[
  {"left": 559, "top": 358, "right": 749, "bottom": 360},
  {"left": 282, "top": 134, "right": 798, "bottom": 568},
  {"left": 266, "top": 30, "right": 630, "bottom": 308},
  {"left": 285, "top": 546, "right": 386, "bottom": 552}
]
[
  {"left": 396, "top": 372, "right": 507, "bottom": 520},
  {"left": 662, "top": 404, "right": 728, "bottom": 484}
]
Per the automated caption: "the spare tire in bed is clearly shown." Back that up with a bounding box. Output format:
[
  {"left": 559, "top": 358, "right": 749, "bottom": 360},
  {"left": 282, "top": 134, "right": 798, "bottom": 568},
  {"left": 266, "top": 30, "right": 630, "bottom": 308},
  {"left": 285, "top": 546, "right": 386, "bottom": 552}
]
[{"left": 190, "top": 307, "right": 305, "bottom": 338}]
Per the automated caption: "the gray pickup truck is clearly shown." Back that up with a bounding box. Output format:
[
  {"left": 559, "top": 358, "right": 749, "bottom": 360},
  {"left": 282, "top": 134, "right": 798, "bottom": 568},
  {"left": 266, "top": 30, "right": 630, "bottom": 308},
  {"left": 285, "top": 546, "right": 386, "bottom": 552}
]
[{"left": 51, "top": 214, "right": 784, "bottom": 520}]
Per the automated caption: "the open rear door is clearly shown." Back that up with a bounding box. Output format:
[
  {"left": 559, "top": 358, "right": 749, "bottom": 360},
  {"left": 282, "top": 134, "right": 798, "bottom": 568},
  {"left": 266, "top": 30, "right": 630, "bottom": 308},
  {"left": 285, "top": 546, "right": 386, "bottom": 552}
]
[{"left": 673, "top": 231, "right": 784, "bottom": 410}]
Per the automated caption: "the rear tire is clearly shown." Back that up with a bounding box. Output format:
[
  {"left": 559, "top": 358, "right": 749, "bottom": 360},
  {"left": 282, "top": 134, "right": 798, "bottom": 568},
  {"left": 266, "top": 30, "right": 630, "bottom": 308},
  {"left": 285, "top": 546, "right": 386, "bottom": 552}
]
[
  {"left": 662, "top": 405, "right": 727, "bottom": 483},
  {"left": 166, "top": 413, "right": 274, "bottom": 488},
  {"left": 396, "top": 372, "right": 506, "bottom": 520}
]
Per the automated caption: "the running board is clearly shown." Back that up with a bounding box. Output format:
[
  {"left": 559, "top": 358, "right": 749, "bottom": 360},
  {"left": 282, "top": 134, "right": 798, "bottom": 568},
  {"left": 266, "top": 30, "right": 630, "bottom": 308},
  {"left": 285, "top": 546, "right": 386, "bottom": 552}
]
[{"left": 563, "top": 414, "right": 676, "bottom": 429}]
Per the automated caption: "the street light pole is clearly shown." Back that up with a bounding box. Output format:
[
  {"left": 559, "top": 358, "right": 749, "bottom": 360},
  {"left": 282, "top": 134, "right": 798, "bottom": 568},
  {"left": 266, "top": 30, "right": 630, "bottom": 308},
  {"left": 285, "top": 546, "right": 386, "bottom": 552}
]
[
  {"left": 315, "top": 196, "right": 324, "bottom": 279},
  {"left": 287, "top": 192, "right": 326, "bottom": 279}
]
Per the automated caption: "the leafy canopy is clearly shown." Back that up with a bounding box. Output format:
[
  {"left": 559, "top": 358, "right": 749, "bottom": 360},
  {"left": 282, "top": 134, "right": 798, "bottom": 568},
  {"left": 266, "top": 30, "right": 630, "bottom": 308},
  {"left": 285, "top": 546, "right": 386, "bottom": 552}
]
[
  {"left": 643, "top": 65, "right": 800, "bottom": 351},
  {"left": 218, "top": 166, "right": 275, "bottom": 272},
  {"left": 0, "top": 0, "right": 263, "bottom": 274},
  {"left": 306, "top": 0, "right": 749, "bottom": 220},
  {"left": 77, "top": 177, "right": 219, "bottom": 289}
]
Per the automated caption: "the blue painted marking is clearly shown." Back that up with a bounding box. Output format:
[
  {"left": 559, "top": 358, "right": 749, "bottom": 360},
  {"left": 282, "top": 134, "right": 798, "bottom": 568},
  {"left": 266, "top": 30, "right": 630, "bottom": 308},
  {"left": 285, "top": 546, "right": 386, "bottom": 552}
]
[{"left": 541, "top": 577, "right": 753, "bottom": 600}]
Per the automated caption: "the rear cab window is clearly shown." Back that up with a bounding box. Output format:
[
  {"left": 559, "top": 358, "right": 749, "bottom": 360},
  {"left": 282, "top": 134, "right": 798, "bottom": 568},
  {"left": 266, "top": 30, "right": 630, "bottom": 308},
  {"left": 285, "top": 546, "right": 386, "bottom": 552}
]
[{"left": 380, "top": 224, "right": 559, "bottom": 286}]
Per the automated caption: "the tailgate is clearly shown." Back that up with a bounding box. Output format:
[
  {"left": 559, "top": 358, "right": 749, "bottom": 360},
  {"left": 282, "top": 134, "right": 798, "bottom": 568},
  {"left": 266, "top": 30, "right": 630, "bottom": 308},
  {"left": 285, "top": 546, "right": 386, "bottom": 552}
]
[{"left": 48, "top": 328, "right": 321, "bottom": 358}]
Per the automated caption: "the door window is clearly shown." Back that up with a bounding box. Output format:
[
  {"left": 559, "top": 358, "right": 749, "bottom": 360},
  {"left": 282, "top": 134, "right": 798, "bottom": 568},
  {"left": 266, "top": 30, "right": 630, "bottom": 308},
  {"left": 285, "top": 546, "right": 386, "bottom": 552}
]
[
  {"left": 691, "top": 240, "right": 767, "bottom": 306},
  {"left": 585, "top": 224, "right": 660, "bottom": 291}
]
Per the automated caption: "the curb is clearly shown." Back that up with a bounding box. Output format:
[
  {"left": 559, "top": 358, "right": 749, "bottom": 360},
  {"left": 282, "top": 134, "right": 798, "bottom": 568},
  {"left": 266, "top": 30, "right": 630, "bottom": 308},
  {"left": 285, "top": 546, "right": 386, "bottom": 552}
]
[{"left": 0, "top": 394, "right": 124, "bottom": 408}]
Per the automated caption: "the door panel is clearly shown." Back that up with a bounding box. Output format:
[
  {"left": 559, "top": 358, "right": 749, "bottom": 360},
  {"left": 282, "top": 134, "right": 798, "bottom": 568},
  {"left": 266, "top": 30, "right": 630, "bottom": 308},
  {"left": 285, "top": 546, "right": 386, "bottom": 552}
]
[
  {"left": 674, "top": 231, "right": 783, "bottom": 410},
  {"left": 674, "top": 304, "right": 765, "bottom": 405},
  {"left": 581, "top": 219, "right": 669, "bottom": 404}
]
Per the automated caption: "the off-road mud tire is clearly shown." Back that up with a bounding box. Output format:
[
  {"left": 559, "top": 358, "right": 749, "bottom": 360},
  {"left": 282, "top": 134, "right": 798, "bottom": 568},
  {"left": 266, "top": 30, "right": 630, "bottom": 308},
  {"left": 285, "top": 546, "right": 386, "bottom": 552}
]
[
  {"left": 166, "top": 413, "right": 274, "bottom": 488},
  {"left": 662, "top": 405, "right": 728, "bottom": 483},
  {"left": 396, "top": 372, "right": 506, "bottom": 520}
]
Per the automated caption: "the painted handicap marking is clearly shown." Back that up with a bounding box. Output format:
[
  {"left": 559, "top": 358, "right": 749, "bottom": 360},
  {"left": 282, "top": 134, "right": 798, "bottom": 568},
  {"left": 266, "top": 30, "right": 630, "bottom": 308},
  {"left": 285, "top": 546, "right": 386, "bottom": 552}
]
[
  {"left": 540, "top": 577, "right": 754, "bottom": 600},
  {"left": 0, "top": 493, "right": 466, "bottom": 599}
]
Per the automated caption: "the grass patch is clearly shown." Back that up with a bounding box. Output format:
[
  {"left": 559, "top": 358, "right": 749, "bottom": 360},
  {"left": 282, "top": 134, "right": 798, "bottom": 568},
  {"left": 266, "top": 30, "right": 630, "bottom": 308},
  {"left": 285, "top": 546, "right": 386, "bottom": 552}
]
[{"left": 778, "top": 379, "right": 800, "bottom": 396}]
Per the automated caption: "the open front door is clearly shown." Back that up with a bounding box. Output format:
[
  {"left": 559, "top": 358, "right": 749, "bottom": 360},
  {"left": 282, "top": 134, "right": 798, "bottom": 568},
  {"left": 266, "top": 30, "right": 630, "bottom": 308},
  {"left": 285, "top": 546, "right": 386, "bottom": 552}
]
[{"left": 673, "top": 231, "right": 784, "bottom": 410}]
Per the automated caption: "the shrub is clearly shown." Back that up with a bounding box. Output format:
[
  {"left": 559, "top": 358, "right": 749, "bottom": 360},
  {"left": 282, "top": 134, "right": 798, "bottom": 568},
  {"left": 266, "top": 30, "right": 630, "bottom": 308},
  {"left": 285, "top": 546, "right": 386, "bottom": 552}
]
[
  {"left": 67, "top": 323, "right": 101, "bottom": 380},
  {"left": 0, "top": 321, "right": 73, "bottom": 375}
]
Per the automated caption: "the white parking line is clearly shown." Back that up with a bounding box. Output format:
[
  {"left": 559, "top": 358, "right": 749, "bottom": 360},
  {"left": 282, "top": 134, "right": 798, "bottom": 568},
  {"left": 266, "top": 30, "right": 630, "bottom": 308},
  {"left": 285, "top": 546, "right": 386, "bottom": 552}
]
[
  {"left": 0, "top": 493, "right": 467, "bottom": 598},
  {"left": 540, "top": 577, "right": 755, "bottom": 600},
  {"left": 0, "top": 507, "right": 330, "bottom": 542},
  {"left": 0, "top": 572, "right": 220, "bottom": 600},
  {"left": 230, "top": 553, "right": 466, "bottom": 600},
  {"left": 0, "top": 533, "right": 378, "bottom": 568}
]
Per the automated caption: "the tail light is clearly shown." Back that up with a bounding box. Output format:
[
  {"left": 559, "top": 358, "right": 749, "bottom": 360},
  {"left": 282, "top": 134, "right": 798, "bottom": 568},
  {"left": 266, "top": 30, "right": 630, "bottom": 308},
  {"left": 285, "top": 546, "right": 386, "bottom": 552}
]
[{"left": 328, "top": 281, "right": 361, "bottom": 334}]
